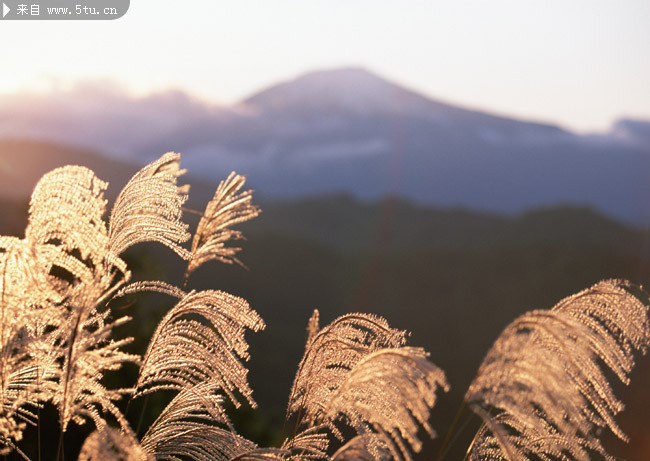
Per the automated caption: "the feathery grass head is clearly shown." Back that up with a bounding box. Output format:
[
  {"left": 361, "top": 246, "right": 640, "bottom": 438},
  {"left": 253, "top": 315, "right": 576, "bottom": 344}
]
[
  {"left": 288, "top": 312, "right": 447, "bottom": 461},
  {"left": 79, "top": 426, "right": 152, "bottom": 461},
  {"left": 288, "top": 312, "right": 407, "bottom": 426},
  {"left": 466, "top": 279, "right": 650, "bottom": 460},
  {"left": 134, "top": 289, "right": 265, "bottom": 407},
  {"left": 109, "top": 152, "right": 191, "bottom": 259},
  {"left": 186, "top": 171, "right": 260, "bottom": 277}
]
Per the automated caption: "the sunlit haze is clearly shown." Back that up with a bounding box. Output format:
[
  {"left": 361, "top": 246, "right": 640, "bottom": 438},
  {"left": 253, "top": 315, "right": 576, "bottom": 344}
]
[{"left": 2, "top": 0, "right": 649, "bottom": 132}]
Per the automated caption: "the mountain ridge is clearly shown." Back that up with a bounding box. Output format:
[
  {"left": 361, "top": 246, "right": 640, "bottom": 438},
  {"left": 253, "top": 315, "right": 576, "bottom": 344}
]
[
  {"left": 244, "top": 67, "right": 573, "bottom": 135},
  {"left": 1, "top": 67, "right": 649, "bottom": 223}
]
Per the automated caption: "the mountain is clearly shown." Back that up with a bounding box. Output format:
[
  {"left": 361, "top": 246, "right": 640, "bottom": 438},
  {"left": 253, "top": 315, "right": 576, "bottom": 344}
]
[
  {"left": 212, "top": 69, "right": 650, "bottom": 224},
  {"left": 1, "top": 68, "right": 649, "bottom": 223},
  {"left": 214, "top": 69, "right": 649, "bottom": 224},
  {"left": 608, "top": 118, "right": 650, "bottom": 148},
  {"left": 244, "top": 67, "right": 572, "bottom": 143}
]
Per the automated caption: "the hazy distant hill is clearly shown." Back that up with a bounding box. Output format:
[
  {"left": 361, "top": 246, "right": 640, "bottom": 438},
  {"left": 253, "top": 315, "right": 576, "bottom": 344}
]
[
  {"left": 0, "top": 139, "right": 136, "bottom": 200},
  {"left": 0, "top": 139, "right": 219, "bottom": 206},
  {"left": 1, "top": 68, "right": 649, "bottom": 223}
]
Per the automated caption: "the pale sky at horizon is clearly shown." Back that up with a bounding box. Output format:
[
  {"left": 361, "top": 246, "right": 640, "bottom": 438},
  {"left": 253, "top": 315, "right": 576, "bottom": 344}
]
[{"left": 1, "top": 0, "right": 649, "bottom": 132}]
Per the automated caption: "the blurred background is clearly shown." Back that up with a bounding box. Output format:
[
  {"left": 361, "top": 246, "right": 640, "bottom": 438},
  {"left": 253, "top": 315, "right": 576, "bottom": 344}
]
[{"left": 1, "top": 1, "right": 650, "bottom": 459}]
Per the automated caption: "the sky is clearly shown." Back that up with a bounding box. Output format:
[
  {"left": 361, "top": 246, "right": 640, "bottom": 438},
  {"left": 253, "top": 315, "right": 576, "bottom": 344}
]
[{"left": 1, "top": 0, "right": 649, "bottom": 132}]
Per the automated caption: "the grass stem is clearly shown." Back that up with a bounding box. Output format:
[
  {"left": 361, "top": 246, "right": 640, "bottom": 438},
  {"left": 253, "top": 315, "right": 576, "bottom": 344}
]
[
  {"left": 136, "top": 394, "right": 150, "bottom": 437},
  {"left": 435, "top": 400, "right": 466, "bottom": 461}
]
